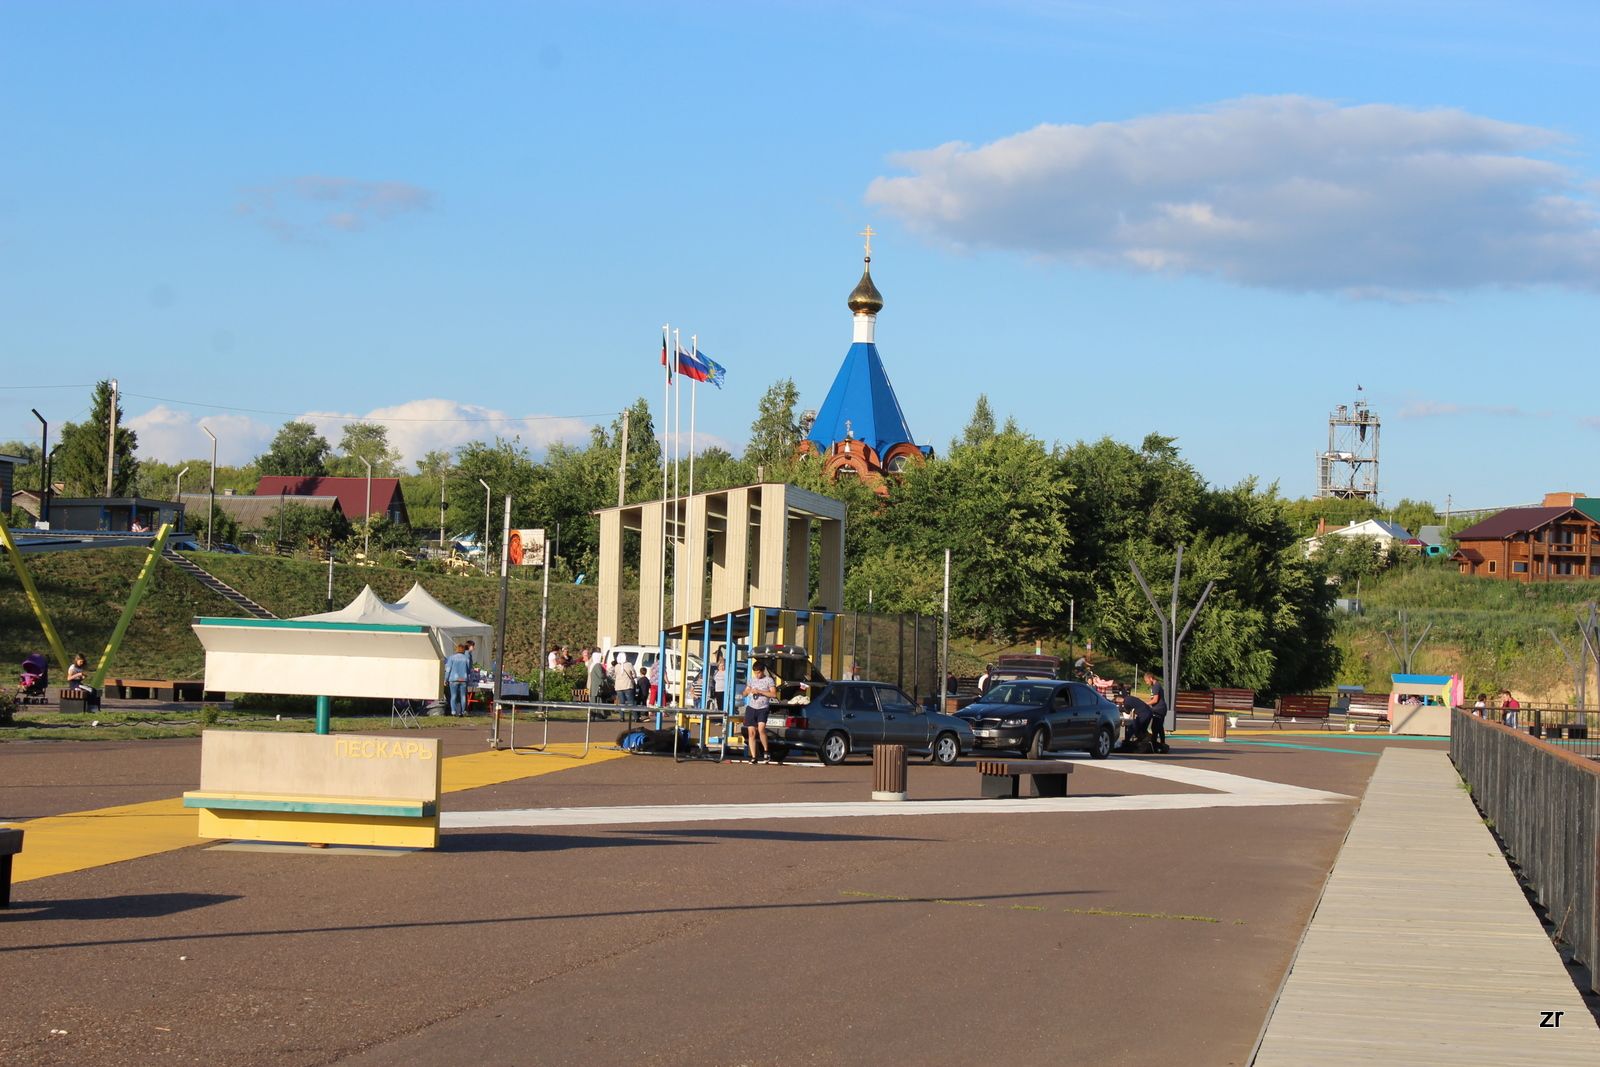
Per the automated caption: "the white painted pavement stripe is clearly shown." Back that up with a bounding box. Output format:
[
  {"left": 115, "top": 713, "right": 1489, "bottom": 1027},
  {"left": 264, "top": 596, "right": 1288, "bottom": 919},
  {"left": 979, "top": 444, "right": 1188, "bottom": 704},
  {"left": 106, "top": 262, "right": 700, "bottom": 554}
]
[{"left": 441, "top": 759, "right": 1351, "bottom": 829}]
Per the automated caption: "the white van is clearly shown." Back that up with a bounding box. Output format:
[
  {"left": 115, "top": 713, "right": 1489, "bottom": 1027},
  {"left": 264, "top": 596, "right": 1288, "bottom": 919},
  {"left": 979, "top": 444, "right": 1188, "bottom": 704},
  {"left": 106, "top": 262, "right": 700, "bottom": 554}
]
[{"left": 606, "top": 645, "right": 703, "bottom": 704}]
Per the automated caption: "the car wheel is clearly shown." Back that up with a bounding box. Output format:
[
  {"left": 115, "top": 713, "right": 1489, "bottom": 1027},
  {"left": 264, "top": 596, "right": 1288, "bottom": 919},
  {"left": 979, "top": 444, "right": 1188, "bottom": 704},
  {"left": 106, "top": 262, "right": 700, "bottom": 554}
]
[
  {"left": 932, "top": 732, "right": 960, "bottom": 766},
  {"left": 819, "top": 731, "right": 849, "bottom": 766},
  {"left": 1091, "top": 724, "right": 1114, "bottom": 760},
  {"left": 1026, "top": 727, "right": 1049, "bottom": 760}
]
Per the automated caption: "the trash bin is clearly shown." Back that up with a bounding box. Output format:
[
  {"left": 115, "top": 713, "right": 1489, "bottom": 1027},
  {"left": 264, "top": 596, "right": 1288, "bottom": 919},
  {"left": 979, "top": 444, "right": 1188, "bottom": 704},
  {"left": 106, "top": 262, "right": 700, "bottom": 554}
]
[
  {"left": 1208, "top": 711, "right": 1227, "bottom": 743},
  {"left": 872, "top": 744, "right": 907, "bottom": 801}
]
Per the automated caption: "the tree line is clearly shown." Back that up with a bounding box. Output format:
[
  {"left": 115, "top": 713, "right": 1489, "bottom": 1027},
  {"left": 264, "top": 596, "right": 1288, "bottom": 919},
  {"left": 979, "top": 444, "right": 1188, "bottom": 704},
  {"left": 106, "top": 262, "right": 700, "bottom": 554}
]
[{"left": 6, "top": 380, "right": 1468, "bottom": 693}]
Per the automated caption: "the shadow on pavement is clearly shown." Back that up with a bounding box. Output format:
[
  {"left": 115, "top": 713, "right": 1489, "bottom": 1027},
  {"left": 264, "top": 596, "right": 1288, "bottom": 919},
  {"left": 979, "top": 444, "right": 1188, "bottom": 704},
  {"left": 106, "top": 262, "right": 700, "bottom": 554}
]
[{"left": 1, "top": 892, "right": 242, "bottom": 922}]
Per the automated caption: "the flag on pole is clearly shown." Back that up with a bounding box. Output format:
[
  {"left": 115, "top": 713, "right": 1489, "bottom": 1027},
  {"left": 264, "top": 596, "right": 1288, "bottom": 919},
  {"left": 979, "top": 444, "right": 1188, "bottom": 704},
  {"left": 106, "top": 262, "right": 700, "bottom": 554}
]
[
  {"left": 660, "top": 333, "right": 672, "bottom": 380},
  {"left": 675, "top": 345, "right": 711, "bottom": 383},
  {"left": 701, "top": 354, "right": 726, "bottom": 390}
]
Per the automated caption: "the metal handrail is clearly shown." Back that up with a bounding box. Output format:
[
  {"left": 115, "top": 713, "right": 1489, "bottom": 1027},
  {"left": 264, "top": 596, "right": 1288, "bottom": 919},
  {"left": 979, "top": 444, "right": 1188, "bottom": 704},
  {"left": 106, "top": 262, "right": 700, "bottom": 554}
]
[{"left": 500, "top": 699, "right": 598, "bottom": 758}]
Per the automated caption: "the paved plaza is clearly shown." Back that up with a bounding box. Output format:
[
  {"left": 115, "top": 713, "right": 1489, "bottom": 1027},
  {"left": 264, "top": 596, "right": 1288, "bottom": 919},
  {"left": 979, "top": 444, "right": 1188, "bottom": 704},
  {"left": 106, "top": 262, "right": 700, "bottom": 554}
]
[{"left": 1, "top": 726, "right": 1592, "bottom": 1065}]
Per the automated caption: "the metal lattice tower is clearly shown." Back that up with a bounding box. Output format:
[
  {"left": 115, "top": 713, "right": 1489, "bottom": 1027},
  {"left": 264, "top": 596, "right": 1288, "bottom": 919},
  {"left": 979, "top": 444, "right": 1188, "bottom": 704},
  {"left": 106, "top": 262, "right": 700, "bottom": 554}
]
[{"left": 1316, "top": 392, "right": 1380, "bottom": 500}]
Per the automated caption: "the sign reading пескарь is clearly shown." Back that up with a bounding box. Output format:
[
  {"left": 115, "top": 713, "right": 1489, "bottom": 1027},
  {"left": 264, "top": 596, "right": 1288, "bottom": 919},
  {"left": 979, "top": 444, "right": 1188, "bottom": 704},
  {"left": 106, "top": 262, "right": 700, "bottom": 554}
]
[{"left": 334, "top": 738, "right": 437, "bottom": 760}]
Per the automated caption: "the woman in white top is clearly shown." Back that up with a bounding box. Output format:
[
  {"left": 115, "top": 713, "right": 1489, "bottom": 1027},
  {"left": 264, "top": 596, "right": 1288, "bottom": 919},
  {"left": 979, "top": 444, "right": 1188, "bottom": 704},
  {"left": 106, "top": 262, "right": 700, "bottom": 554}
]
[{"left": 740, "top": 662, "right": 776, "bottom": 764}]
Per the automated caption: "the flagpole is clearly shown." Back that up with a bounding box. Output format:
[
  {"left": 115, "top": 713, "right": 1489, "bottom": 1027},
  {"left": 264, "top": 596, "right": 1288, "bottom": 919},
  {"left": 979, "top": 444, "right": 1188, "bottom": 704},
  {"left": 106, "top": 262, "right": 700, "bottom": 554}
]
[
  {"left": 660, "top": 324, "right": 670, "bottom": 644},
  {"left": 689, "top": 334, "right": 698, "bottom": 501}
]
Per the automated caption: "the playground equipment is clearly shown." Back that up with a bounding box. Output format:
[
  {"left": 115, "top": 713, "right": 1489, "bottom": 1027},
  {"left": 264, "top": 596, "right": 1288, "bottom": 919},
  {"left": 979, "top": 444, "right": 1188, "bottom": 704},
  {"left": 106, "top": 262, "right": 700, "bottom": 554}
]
[{"left": 1387, "top": 673, "right": 1462, "bottom": 736}]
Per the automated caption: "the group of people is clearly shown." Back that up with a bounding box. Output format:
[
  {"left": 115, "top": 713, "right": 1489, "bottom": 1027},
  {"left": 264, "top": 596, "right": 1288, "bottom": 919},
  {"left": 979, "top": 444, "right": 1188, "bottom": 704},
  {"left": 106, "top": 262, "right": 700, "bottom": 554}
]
[
  {"left": 1112, "top": 671, "right": 1169, "bottom": 752},
  {"left": 1470, "top": 690, "right": 1522, "bottom": 728}
]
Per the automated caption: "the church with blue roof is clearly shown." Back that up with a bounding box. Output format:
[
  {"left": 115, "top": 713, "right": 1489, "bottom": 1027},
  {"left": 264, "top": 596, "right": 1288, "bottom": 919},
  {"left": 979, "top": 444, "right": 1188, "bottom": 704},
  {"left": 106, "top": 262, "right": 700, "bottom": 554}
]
[{"left": 799, "top": 231, "right": 931, "bottom": 489}]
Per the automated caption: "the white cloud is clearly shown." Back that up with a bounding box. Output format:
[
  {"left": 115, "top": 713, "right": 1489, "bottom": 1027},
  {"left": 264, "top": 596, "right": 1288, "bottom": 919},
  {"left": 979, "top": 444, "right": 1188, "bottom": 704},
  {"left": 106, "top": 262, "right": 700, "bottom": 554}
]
[
  {"left": 126, "top": 406, "right": 273, "bottom": 465},
  {"left": 301, "top": 399, "right": 599, "bottom": 468},
  {"left": 236, "top": 175, "right": 433, "bottom": 243},
  {"left": 866, "top": 95, "right": 1600, "bottom": 297}
]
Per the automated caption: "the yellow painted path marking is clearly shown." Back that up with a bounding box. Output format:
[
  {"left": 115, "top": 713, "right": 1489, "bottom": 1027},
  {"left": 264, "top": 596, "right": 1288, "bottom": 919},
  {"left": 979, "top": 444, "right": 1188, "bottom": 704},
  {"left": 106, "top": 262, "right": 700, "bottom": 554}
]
[{"left": 7, "top": 743, "right": 622, "bottom": 885}]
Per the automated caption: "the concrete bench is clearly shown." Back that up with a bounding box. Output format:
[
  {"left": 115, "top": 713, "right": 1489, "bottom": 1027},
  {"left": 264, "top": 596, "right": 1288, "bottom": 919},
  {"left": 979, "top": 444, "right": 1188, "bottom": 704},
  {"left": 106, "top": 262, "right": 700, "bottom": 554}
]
[
  {"left": 0, "top": 827, "right": 22, "bottom": 908},
  {"left": 976, "top": 759, "right": 1074, "bottom": 799},
  {"left": 1275, "top": 694, "right": 1333, "bottom": 729},
  {"left": 182, "top": 731, "right": 442, "bottom": 849}
]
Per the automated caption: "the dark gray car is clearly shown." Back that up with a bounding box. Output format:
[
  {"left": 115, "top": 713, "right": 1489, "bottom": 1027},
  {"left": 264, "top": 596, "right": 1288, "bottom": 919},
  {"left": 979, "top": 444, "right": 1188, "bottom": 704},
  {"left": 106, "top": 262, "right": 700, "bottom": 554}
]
[
  {"left": 957, "top": 680, "right": 1117, "bottom": 759},
  {"left": 764, "top": 681, "right": 975, "bottom": 766}
]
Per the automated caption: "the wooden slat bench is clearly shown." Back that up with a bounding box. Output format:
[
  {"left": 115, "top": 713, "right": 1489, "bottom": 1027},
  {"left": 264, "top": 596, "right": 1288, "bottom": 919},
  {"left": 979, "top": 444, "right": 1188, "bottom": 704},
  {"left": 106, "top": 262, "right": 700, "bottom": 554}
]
[
  {"left": 976, "top": 759, "right": 1074, "bottom": 798},
  {"left": 1345, "top": 693, "right": 1390, "bottom": 731},
  {"left": 58, "top": 688, "right": 91, "bottom": 714},
  {"left": 105, "top": 678, "right": 222, "bottom": 702},
  {"left": 1175, "top": 690, "right": 1215, "bottom": 716},
  {"left": 1274, "top": 693, "right": 1333, "bottom": 729},
  {"left": 0, "top": 826, "right": 22, "bottom": 908},
  {"left": 1212, "top": 688, "right": 1255, "bottom": 716}
]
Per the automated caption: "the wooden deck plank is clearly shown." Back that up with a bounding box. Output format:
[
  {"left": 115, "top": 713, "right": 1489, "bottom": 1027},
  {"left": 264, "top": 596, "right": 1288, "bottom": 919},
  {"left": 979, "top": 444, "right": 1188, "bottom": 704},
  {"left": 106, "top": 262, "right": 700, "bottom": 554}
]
[{"left": 1254, "top": 747, "right": 1600, "bottom": 1065}]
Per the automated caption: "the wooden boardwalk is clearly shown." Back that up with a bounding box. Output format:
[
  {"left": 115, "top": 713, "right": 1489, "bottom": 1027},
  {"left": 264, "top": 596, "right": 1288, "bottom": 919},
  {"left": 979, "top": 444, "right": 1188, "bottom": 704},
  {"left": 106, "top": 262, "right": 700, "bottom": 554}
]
[{"left": 1254, "top": 747, "right": 1600, "bottom": 1064}]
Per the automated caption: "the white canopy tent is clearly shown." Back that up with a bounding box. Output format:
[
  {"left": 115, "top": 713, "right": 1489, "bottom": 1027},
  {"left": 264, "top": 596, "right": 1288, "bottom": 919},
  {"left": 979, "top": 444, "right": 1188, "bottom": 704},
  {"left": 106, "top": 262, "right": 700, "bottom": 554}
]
[
  {"left": 393, "top": 583, "right": 494, "bottom": 657},
  {"left": 294, "top": 584, "right": 493, "bottom": 661}
]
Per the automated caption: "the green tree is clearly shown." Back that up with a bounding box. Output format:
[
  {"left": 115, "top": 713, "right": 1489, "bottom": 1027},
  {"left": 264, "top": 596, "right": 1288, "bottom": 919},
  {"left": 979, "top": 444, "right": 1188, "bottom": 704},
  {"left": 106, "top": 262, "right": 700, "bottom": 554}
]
[
  {"left": 1389, "top": 498, "right": 1439, "bottom": 538},
  {"left": 955, "top": 394, "right": 996, "bottom": 450},
  {"left": 250, "top": 501, "right": 351, "bottom": 552},
  {"left": 257, "top": 421, "right": 331, "bottom": 478},
  {"left": 743, "top": 378, "right": 802, "bottom": 474},
  {"left": 332, "top": 422, "right": 402, "bottom": 477},
  {"left": 54, "top": 380, "right": 139, "bottom": 496}
]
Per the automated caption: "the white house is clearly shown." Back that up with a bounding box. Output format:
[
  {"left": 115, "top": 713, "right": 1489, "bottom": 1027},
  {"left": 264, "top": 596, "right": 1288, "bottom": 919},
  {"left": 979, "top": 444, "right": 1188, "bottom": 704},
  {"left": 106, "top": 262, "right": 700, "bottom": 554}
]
[{"left": 1303, "top": 518, "right": 1413, "bottom": 558}]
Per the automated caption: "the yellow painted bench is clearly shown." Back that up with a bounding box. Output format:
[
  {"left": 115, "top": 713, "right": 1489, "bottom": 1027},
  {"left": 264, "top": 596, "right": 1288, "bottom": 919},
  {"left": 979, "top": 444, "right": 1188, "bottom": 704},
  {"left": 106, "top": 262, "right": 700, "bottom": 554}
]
[{"left": 184, "top": 731, "right": 442, "bottom": 849}]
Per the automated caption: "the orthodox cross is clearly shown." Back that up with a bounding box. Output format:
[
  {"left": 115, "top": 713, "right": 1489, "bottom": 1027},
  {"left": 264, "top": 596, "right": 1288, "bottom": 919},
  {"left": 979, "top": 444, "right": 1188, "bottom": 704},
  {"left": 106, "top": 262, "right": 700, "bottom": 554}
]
[{"left": 859, "top": 225, "right": 875, "bottom": 258}]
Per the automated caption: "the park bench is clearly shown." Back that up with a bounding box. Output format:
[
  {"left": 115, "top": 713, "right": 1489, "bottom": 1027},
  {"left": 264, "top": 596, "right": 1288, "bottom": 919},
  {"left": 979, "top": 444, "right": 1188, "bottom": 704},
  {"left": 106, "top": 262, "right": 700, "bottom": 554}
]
[
  {"left": 0, "top": 826, "right": 22, "bottom": 908},
  {"left": 1174, "top": 690, "right": 1214, "bottom": 717},
  {"left": 58, "top": 688, "right": 92, "bottom": 714},
  {"left": 183, "top": 731, "right": 442, "bottom": 849},
  {"left": 104, "top": 678, "right": 221, "bottom": 702},
  {"left": 976, "top": 758, "right": 1074, "bottom": 798},
  {"left": 1274, "top": 693, "right": 1333, "bottom": 729},
  {"left": 1345, "top": 693, "right": 1390, "bottom": 731},
  {"left": 1211, "top": 688, "right": 1255, "bottom": 718}
]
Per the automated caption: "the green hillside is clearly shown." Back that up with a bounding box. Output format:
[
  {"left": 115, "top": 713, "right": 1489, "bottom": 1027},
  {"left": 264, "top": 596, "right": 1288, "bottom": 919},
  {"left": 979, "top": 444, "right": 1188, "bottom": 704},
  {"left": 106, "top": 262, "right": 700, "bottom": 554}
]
[
  {"left": 1333, "top": 563, "right": 1600, "bottom": 702},
  {"left": 1, "top": 549, "right": 630, "bottom": 680}
]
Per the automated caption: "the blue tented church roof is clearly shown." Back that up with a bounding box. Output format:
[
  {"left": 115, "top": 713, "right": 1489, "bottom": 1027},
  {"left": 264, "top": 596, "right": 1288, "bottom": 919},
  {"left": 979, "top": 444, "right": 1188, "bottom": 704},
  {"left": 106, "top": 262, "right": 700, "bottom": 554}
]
[{"left": 805, "top": 342, "right": 919, "bottom": 459}]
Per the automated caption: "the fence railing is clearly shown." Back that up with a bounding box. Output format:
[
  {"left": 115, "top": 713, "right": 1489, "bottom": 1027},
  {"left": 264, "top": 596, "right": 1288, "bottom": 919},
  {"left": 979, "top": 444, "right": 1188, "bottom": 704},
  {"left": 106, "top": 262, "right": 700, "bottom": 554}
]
[{"left": 1451, "top": 709, "right": 1599, "bottom": 993}]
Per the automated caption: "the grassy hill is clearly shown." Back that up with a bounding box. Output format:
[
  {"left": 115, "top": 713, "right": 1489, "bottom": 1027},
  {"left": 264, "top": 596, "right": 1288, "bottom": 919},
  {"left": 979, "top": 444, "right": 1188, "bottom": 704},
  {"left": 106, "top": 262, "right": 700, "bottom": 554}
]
[
  {"left": 1333, "top": 562, "right": 1600, "bottom": 702},
  {"left": 1, "top": 548, "right": 629, "bottom": 681}
]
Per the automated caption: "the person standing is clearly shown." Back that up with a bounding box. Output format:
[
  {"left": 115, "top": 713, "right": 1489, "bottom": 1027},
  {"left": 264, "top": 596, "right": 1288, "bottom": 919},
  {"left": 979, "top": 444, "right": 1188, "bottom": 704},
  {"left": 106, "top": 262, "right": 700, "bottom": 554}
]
[
  {"left": 711, "top": 649, "right": 727, "bottom": 711},
  {"left": 587, "top": 651, "right": 607, "bottom": 704},
  {"left": 547, "top": 644, "right": 562, "bottom": 671},
  {"left": 1144, "top": 671, "right": 1168, "bottom": 751},
  {"left": 1500, "top": 689, "right": 1520, "bottom": 729},
  {"left": 740, "top": 661, "right": 777, "bottom": 764},
  {"left": 445, "top": 643, "right": 472, "bottom": 716},
  {"left": 1472, "top": 693, "right": 1487, "bottom": 718},
  {"left": 613, "top": 654, "right": 638, "bottom": 720}
]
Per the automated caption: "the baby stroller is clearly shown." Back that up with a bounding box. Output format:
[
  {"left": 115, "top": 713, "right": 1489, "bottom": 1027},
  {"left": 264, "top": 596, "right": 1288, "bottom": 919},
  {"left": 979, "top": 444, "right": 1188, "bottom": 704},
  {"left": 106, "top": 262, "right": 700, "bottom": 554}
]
[{"left": 19, "top": 653, "right": 49, "bottom": 705}]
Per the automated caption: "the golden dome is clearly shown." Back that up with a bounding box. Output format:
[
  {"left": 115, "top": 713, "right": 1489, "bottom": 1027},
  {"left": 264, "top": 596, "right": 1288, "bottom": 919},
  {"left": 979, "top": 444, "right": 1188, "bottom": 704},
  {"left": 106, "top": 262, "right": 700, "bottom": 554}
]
[{"left": 847, "top": 258, "right": 883, "bottom": 316}]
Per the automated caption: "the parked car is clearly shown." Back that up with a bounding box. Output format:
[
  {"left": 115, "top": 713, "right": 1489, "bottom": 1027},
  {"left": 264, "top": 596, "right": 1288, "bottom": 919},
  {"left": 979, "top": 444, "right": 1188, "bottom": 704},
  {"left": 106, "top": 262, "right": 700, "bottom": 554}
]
[
  {"left": 764, "top": 679, "right": 975, "bottom": 766},
  {"left": 957, "top": 679, "right": 1117, "bottom": 760}
]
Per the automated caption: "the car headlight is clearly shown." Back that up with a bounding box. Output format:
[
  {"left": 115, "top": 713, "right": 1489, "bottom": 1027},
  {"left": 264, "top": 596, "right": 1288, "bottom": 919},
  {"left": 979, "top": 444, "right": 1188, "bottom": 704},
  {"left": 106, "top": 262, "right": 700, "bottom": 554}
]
[{"left": 1001, "top": 717, "right": 1030, "bottom": 727}]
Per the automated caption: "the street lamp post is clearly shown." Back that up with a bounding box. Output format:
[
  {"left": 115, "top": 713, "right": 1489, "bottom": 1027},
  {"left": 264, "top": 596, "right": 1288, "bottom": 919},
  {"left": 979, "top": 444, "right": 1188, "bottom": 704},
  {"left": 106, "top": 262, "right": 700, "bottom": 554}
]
[
  {"left": 201, "top": 426, "right": 217, "bottom": 551},
  {"left": 29, "top": 409, "right": 46, "bottom": 525},
  {"left": 361, "top": 456, "right": 373, "bottom": 560},
  {"left": 174, "top": 466, "right": 191, "bottom": 532},
  {"left": 478, "top": 478, "right": 491, "bottom": 575}
]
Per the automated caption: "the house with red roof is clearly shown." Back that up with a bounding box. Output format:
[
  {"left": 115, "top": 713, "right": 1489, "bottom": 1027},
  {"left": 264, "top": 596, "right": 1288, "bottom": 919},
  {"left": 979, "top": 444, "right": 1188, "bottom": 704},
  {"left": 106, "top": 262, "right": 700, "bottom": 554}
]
[
  {"left": 1450, "top": 492, "right": 1600, "bottom": 581},
  {"left": 254, "top": 476, "right": 410, "bottom": 526}
]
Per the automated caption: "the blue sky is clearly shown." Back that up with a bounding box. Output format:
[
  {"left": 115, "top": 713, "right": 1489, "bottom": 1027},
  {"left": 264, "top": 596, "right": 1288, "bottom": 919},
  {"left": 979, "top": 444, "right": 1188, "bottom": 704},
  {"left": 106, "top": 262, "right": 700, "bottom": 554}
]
[{"left": 2, "top": 1, "right": 1597, "bottom": 511}]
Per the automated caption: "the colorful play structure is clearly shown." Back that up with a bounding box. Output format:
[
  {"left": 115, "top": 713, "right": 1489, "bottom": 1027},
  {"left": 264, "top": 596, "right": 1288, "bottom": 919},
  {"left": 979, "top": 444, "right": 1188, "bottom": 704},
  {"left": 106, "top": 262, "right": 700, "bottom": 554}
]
[{"left": 1387, "top": 673, "right": 1463, "bottom": 736}]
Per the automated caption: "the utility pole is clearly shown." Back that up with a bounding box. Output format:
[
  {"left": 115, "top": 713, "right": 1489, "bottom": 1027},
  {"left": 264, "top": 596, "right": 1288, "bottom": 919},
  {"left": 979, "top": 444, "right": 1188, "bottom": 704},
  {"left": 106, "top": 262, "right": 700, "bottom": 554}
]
[
  {"left": 939, "top": 549, "right": 951, "bottom": 708},
  {"left": 105, "top": 378, "right": 119, "bottom": 498},
  {"left": 616, "top": 409, "right": 630, "bottom": 507},
  {"left": 202, "top": 425, "right": 217, "bottom": 551}
]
